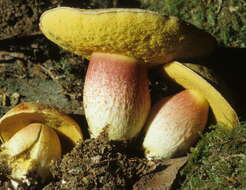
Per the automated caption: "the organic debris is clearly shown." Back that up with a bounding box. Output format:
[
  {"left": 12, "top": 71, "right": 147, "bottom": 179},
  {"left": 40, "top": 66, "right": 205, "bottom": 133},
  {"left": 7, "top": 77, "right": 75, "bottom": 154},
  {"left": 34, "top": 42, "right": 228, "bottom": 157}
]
[
  {"left": 0, "top": 159, "right": 10, "bottom": 189},
  {"left": 133, "top": 156, "right": 187, "bottom": 190},
  {"left": 43, "top": 132, "right": 162, "bottom": 190}
]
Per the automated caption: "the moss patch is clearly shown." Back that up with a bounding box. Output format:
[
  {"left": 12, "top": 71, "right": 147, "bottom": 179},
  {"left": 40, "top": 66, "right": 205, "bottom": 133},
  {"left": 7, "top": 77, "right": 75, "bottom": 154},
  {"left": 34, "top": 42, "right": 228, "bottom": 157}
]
[
  {"left": 181, "top": 123, "right": 246, "bottom": 189},
  {"left": 140, "top": 0, "right": 246, "bottom": 48}
]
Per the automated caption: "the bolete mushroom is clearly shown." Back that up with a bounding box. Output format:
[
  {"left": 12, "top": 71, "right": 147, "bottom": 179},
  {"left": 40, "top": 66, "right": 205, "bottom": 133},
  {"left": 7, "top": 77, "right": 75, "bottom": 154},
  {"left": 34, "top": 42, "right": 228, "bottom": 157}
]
[
  {"left": 39, "top": 7, "right": 216, "bottom": 140},
  {"left": 143, "top": 89, "right": 209, "bottom": 159},
  {"left": 0, "top": 102, "right": 83, "bottom": 186},
  {"left": 142, "top": 62, "right": 239, "bottom": 159}
]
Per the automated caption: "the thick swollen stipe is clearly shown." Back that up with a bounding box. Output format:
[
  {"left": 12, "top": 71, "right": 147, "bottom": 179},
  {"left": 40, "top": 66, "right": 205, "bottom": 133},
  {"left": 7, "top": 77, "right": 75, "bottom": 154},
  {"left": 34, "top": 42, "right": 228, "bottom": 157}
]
[{"left": 83, "top": 53, "right": 150, "bottom": 140}]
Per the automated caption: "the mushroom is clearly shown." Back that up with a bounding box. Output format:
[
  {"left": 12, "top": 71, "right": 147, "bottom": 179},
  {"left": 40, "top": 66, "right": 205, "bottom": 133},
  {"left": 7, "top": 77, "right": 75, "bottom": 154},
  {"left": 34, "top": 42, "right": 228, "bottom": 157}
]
[
  {"left": 142, "top": 62, "right": 239, "bottom": 159},
  {"left": 143, "top": 89, "right": 209, "bottom": 159},
  {"left": 39, "top": 7, "right": 216, "bottom": 140},
  {"left": 0, "top": 102, "right": 83, "bottom": 186},
  {"left": 163, "top": 61, "right": 239, "bottom": 129}
]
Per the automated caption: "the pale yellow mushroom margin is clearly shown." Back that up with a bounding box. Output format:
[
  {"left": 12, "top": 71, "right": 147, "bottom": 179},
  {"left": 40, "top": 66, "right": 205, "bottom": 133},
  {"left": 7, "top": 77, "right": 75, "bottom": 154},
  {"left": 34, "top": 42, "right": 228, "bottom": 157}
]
[{"left": 163, "top": 62, "right": 240, "bottom": 129}]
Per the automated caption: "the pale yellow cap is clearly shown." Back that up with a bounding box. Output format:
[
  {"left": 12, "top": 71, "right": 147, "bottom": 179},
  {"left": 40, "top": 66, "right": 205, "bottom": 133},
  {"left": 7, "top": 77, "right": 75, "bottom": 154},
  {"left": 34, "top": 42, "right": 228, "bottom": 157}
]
[{"left": 40, "top": 7, "right": 216, "bottom": 64}]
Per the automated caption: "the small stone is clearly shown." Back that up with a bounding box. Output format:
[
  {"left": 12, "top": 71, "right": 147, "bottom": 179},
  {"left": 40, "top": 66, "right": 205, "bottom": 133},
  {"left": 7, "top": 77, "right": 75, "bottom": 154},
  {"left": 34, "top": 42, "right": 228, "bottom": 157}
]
[{"left": 10, "top": 92, "right": 21, "bottom": 106}]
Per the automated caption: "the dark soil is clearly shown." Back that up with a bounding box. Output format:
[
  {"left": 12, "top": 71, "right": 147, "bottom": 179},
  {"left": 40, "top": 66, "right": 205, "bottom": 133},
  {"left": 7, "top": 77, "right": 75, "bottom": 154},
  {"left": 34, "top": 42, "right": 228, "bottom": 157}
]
[{"left": 0, "top": 159, "right": 10, "bottom": 190}]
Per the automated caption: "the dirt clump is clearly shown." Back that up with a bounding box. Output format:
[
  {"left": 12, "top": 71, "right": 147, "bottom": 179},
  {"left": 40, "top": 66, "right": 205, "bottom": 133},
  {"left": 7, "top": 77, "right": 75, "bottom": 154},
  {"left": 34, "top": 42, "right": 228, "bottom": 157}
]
[
  {"left": 0, "top": 131, "right": 162, "bottom": 190},
  {"left": 43, "top": 132, "right": 158, "bottom": 190}
]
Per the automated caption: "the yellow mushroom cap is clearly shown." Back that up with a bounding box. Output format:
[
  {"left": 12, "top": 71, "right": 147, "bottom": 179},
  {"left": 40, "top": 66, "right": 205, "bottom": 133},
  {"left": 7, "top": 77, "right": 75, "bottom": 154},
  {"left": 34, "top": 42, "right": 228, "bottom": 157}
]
[
  {"left": 39, "top": 7, "right": 216, "bottom": 64},
  {"left": 163, "top": 61, "right": 240, "bottom": 129},
  {"left": 0, "top": 102, "right": 83, "bottom": 148}
]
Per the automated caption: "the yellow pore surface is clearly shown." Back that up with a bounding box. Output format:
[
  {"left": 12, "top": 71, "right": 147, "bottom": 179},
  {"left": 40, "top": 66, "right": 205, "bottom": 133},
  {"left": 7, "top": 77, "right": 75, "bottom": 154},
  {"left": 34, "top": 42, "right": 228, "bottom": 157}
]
[
  {"left": 40, "top": 7, "right": 216, "bottom": 64},
  {"left": 163, "top": 61, "right": 239, "bottom": 129}
]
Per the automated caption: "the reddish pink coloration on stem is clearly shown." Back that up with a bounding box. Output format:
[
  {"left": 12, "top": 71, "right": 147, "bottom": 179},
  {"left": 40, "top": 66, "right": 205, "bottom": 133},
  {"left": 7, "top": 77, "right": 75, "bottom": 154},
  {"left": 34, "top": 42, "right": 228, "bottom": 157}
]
[
  {"left": 83, "top": 52, "right": 150, "bottom": 140},
  {"left": 143, "top": 89, "right": 209, "bottom": 159}
]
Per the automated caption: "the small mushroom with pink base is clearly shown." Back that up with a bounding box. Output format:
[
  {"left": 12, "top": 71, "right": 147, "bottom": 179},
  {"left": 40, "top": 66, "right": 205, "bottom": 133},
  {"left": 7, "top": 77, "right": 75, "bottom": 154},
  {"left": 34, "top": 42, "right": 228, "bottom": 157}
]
[
  {"left": 143, "top": 90, "right": 209, "bottom": 159},
  {"left": 142, "top": 61, "right": 239, "bottom": 160}
]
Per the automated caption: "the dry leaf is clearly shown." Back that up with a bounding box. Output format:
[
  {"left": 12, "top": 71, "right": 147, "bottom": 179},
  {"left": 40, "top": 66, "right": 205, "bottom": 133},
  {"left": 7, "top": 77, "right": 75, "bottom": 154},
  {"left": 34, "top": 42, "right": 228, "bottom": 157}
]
[{"left": 133, "top": 156, "right": 187, "bottom": 190}]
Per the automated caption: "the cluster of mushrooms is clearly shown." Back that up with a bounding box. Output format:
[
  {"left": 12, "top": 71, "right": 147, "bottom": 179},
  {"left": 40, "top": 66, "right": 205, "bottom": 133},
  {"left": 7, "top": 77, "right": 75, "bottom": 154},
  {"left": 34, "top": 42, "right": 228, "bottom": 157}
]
[{"left": 0, "top": 7, "right": 239, "bottom": 187}]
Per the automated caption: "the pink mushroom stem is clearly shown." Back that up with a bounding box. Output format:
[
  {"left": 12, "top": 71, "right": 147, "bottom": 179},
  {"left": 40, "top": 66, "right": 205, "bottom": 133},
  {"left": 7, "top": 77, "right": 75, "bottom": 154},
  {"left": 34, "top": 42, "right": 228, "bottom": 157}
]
[{"left": 83, "top": 52, "right": 151, "bottom": 140}]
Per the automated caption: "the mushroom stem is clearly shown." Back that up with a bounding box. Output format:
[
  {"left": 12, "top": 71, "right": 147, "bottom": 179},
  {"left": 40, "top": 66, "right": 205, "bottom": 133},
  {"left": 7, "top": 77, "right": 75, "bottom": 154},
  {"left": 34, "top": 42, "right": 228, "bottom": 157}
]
[
  {"left": 83, "top": 52, "right": 151, "bottom": 140},
  {"left": 143, "top": 90, "right": 209, "bottom": 160}
]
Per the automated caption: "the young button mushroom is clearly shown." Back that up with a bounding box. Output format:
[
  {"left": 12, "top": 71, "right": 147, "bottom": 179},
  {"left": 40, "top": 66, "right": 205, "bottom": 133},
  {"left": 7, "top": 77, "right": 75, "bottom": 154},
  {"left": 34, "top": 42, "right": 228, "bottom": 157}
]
[
  {"left": 143, "top": 90, "right": 209, "bottom": 160},
  {"left": 39, "top": 7, "right": 216, "bottom": 140},
  {"left": 0, "top": 102, "right": 83, "bottom": 186},
  {"left": 0, "top": 123, "right": 61, "bottom": 185}
]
